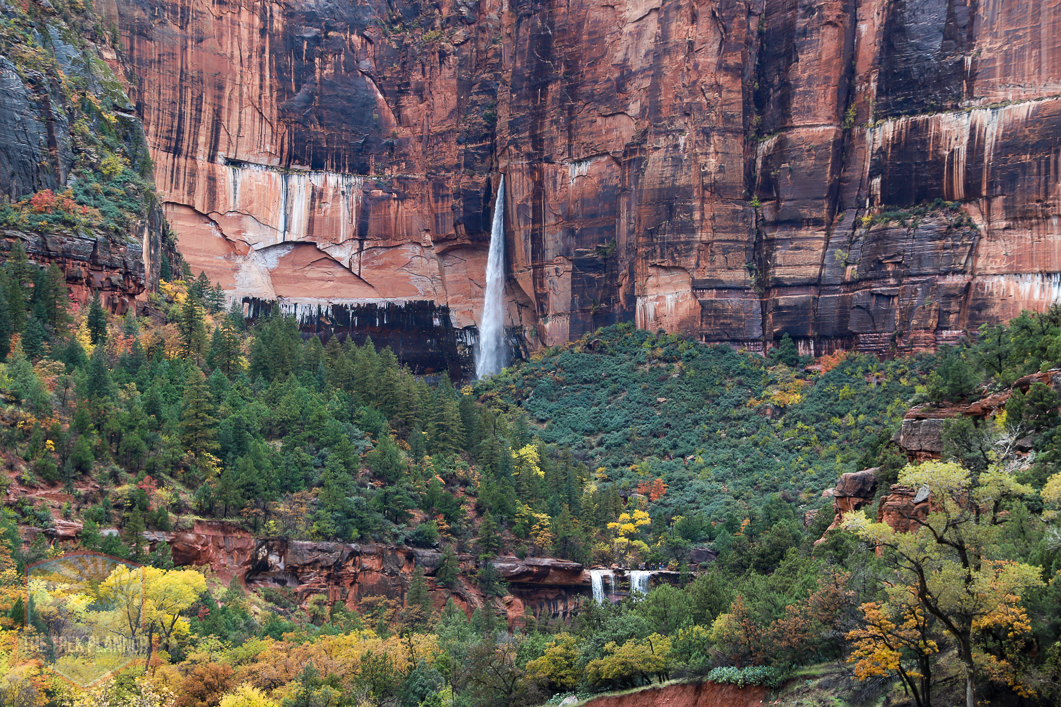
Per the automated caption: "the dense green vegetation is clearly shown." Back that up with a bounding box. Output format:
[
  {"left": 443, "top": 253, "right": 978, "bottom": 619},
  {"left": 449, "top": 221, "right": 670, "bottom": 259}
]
[
  {"left": 478, "top": 327, "right": 926, "bottom": 525},
  {"left": 0, "top": 248, "right": 1059, "bottom": 707}
]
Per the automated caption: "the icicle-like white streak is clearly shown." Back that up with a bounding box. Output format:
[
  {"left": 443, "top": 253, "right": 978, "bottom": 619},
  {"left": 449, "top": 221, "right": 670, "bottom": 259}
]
[{"left": 476, "top": 176, "right": 507, "bottom": 378}]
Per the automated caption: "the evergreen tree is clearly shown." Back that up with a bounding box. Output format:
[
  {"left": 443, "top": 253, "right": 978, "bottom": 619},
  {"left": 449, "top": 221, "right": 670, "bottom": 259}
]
[
  {"left": 476, "top": 510, "right": 501, "bottom": 559},
  {"left": 70, "top": 435, "right": 94, "bottom": 474},
  {"left": 0, "top": 289, "right": 11, "bottom": 361},
  {"left": 773, "top": 332, "right": 800, "bottom": 366},
  {"left": 178, "top": 296, "right": 207, "bottom": 360},
  {"left": 366, "top": 435, "right": 404, "bottom": 484},
  {"left": 58, "top": 336, "right": 88, "bottom": 371},
  {"left": 5, "top": 240, "right": 32, "bottom": 332},
  {"left": 459, "top": 394, "right": 481, "bottom": 452},
  {"left": 124, "top": 507, "right": 146, "bottom": 559},
  {"left": 314, "top": 453, "right": 356, "bottom": 540},
  {"left": 180, "top": 370, "right": 219, "bottom": 460},
  {"left": 376, "top": 347, "right": 401, "bottom": 419},
  {"left": 430, "top": 393, "right": 465, "bottom": 455},
  {"left": 436, "top": 546, "right": 459, "bottom": 588},
  {"left": 87, "top": 292, "right": 108, "bottom": 344},
  {"left": 190, "top": 271, "right": 211, "bottom": 303},
  {"left": 21, "top": 315, "right": 46, "bottom": 360},
  {"left": 207, "top": 315, "right": 242, "bottom": 374},
  {"left": 84, "top": 346, "right": 114, "bottom": 410},
  {"left": 208, "top": 283, "right": 226, "bottom": 314},
  {"left": 352, "top": 339, "right": 380, "bottom": 405},
  {"left": 34, "top": 264, "right": 69, "bottom": 332},
  {"left": 405, "top": 567, "right": 433, "bottom": 629}
]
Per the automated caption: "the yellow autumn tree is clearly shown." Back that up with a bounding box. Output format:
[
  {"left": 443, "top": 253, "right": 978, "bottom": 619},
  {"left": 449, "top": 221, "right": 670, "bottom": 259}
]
[
  {"left": 843, "top": 460, "right": 1044, "bottom": 707},
  {"left": 847, "top": 591, "right": 938, "bottom": 707},
  {"left": 142, "top": 567, "right": 207, "bottom": 652},
  {"left": 584, "top": 633, "right": 671, "bottom": 689},
  {"left": 219, "top": 684, "right": 278, "bottom": 707},
  {"left": 526, "top": 633, "right": 582, "bottom": 690},
  {"left": 512, "top": 444, "right": 543, "bottom": 501}
]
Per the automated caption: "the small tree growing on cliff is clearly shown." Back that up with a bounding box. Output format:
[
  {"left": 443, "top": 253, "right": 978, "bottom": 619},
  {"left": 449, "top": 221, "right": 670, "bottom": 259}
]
[
  {"left": 405, "top": 567, "right": 433, "bottom": 630},
  {"left": 844, "top": 460, "right": 1044, "bottom": 707},
  {"left": 87, "top": 291, "right": 108, "bottom": 344},
  {"left": 437, "top": 547, "right": 459, "bottom": 589}
]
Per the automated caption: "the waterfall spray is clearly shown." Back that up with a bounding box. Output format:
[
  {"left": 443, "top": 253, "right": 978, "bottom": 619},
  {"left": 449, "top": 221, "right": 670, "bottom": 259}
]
[{"left": 476, "top": 176, "right": 506, "bottom": 378}]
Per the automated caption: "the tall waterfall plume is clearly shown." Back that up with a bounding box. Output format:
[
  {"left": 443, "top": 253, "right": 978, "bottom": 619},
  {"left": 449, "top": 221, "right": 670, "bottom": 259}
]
[{"left": 476, "top": 176, "right": 507, "bottom": 378}]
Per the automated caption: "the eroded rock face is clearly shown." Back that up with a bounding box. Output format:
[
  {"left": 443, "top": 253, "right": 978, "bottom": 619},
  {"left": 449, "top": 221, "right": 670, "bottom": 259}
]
[
  {"left": 580, "top": 681, "right": 767, "bottom": 707},
  {"left": 142, "top": 526, "right": 591, "bottom": 623},
  {"left": 877, "top": 484, "right": 932, "bottom": 534},
  {"left": 820, "top": 468, "right": 878, "bottom": 537},
  {"left": 100, "top": 0, "right": 1061, "bottom": 352},
  {"left": 1, "top": 229, "right": 157, "bottom": 312}
]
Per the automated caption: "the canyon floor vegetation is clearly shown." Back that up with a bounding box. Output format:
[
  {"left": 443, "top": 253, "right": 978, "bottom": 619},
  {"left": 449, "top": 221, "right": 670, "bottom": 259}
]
[{"left": 0, "top": 260, "right": 1057, "bottom": 707}]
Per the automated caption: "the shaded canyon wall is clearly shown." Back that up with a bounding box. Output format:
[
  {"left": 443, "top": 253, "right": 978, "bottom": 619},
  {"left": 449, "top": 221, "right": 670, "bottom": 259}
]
[{"left": 102, "top": 0, "right": 1061, "bottom": 354}]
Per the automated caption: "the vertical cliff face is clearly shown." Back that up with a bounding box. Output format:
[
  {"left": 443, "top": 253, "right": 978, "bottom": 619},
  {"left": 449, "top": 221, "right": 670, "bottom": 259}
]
[
  {"left": 0, "top": 0, "right": 167, "bottom": 308},
  {"left": 102, "top": 0, "right": 1061, "bottom": 353}
]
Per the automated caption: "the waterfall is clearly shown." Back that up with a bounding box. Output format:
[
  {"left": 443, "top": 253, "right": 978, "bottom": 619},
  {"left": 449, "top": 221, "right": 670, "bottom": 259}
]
[
  {"left": 476, "top": 176, "right": 506, "bottom": 378},
  {"left": 590, "top": 569, "right": 612, "bottom": 604},
  {"left": 629, "top": 571, "right": 652, "bottom": 599}
]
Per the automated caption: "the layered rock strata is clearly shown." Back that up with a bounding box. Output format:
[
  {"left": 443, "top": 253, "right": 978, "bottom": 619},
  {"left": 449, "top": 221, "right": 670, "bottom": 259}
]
[
  {"left": 898, "top": 369, "right": 1061, "bottom": 458},
  {"left": 1, "top": 229, "right": 158, "bottom": 313},
  {"left": 137, "top": 526, "right": 594, "bottom": 623},
  {"left": 100, "top": 0, "right": 1061, "bottom": 353}
]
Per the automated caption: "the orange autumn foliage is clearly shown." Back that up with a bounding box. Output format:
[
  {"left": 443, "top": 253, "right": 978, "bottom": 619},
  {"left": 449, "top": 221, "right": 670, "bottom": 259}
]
[{"left": 636, "top": 478, "right": 667, "bottom": 501}]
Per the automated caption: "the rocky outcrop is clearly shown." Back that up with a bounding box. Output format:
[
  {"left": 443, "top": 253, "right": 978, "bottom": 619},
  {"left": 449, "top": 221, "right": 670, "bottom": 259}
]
[
  {"left": 896, "top": 370, "right": 1061, "bottom": 458},
  {"left": 95, "top": 0, "right": 1061, "bottom": 355},
  {"left": 1, "top": 229, "right": 157, "bottom": 313},
  {"left": 820, "top": 469, "right": 878, "bottom": 537},
  {"left": 139, "top": 525, "right": 594, "bottom": 623},
  {"left": 876, "top": 484, "right": 932, "bottom": 534}
]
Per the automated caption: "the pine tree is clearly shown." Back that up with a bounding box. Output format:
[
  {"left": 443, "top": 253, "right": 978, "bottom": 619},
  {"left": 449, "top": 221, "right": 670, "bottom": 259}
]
[
  {"left": 180, "top": 369, "right": 218, "bottom": 459},
  {"left": 476, "top": 510, "right": 501, "bottom": 559},
  {"left": 207, "top": 282, "right": 226, "bottom": 314},
  {"left": 21, "top": 314, "right": 46, "bottom": 360},
  {"left": 5, "top": 240, "right": 32, "bottom": 332},
  {"left": 323, "top": 335, "right": 345, "bottom": 388},
  {"left": 436, "top": 546, "right": 459, "bottom": 588},
  {"left": 87, "top": 292, "right": 108, "bottom": 344},
  {"left": 377, "top": 348, "right": 401, "bottom": 419},
  {"left": 405, "top": 567, "right": 433, "bottom": 630},
  {"left": 34, "top": 264, "right": 69, "bottom": 332},
  {"left": 190, "top": 271, "right": 210, "bottom": 303},
  {"left": 178, "top": 296, "right": 207, "bottom": 360},
  {"left": 70, "top": 434, "right": 95, "bottom": 473},
  {"left": 124, "top": 507, "right": 146, "bottom": 559},
  {"left": 0, "top": 287, "right": 11, "bottom": 361},
  {"left": 366, "top": 435, "right": 404, "bottom": 484},
  {"left": 353, "top": 337, "right": 379, "bottom": 404},
  {"left": 207, "top": 315, "right": 242, "bottom": 374},
  {"left": 84, "top": 346, "right": 114, "bottom": 408},
  {"left": 459, "top": 394, "right": 481, "bottom": 452}
]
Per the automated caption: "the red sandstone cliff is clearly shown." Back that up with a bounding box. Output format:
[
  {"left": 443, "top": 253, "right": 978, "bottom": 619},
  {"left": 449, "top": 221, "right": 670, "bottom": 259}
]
[
  {"left": 96, "top": 0, "right": 1061, "bottom": 355},
  {"left": 580, "top": 681, "right": 767, "bottom": 707}
]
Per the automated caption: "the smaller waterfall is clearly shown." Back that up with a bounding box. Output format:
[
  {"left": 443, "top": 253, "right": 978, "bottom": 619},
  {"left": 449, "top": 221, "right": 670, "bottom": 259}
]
[
  {"left": 629, "top": 571, "right": 652, "bottom": 599},
  {"left": 590, "top": 569, "right": 612, "bottom": 604},
  {"left": 476, "top": 176, "right": 507, "bottom": 378}
]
